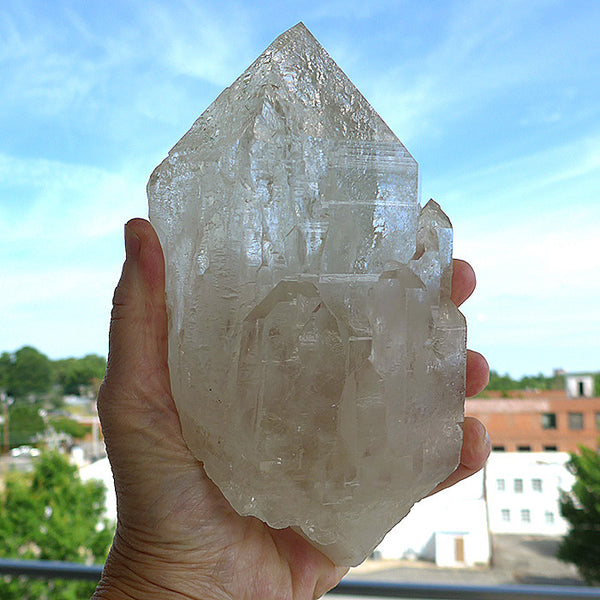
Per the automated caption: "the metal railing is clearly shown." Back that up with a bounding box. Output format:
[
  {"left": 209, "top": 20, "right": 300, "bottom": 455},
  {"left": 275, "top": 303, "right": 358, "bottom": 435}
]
[
  {"left": 1, "top": 558, "right": 600, "bottom": 599},
  {"left": 0, "top": 558, "right": 102, "bottom": 581},
  {"left": 330, "top": 580, "right": 600, "bottom": 599}
]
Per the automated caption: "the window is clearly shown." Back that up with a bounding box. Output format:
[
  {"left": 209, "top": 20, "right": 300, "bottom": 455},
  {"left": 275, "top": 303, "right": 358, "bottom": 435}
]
[
  {"left": 501, "top": 509, "right": 510, "bottom": 522},
  {"left": 578, "top": 381, "right": 585, "bottom": 397},
  {"left": 541, "top": 413, "right": 557, "bottom": 429},
  {"left": 517, "top": 445, "right": 531, "bottom": 452},
  {"left": 569, "top": 412, "right": 584, "bottom": 430},
  {"left": 532, "top": 478, "right": 543, "bottom": 492},
  {"left": 496, "top": 478, "right": 505, "bottom": 491},
  {"left": 514, "top": 478, "right": 524, "bottom": 493},
  {"left": 545, "top": 511, "right": 555, "bottom": 524},
  {"left": 492, "top": 445, "right": 505, "bottom": 452},
  {"left": 544, "top": 445, "right": 558, "bottom": 451},
  {"left": 596, "top": 413, "right": 600, "bottom": 430},
  {"left": 521, "top": 509, "right": 531, "bottom": 523}
]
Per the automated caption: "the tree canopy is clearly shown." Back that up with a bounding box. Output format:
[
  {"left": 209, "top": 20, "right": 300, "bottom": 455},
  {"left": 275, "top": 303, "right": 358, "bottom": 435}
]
[
  {"left": 486, "top": 369, "right": 566, "bottom": 392},
  {"left": 0, "top": 402, "right": 45, "bottom": 449},
  {"left": 0, "top": 452, "right": 113, "bottom": 599},
  {"left": 52, "top": 354, "right": 106, "bottom": 396},
  {"left": 48, "top": 416, "right": 91, "bottom": 439},
  {"left": 3, "top": 346, "right": 53, "bottom": 398},
  {"left": 0, "top": 347, "right": 106, "bottom": 399},
  {"left": 0, "top": 352, "right": 11, "bottom": 391},
  {"left": 558, "top": 444, "right": 600, "bottom": 585}
]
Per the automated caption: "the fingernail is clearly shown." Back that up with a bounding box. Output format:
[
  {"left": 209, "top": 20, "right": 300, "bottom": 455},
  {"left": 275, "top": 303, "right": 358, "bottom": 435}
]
[{"left": 124, "top": 223, "right": 141, "bottom": 260}]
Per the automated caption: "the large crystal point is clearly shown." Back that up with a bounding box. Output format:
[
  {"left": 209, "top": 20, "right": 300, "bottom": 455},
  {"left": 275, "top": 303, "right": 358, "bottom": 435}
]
[{"left": 148, "top": 22, "right": 466, "bottom": 567}]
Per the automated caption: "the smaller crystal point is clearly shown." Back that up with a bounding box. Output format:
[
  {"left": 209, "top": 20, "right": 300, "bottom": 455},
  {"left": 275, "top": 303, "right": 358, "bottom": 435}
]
[{"left": 148, "top": 23, "right": 466, "bottom": 567}]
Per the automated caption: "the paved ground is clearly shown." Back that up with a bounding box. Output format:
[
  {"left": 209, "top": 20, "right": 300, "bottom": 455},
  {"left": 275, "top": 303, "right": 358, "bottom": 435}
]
[
  {"left": 490, "top": 534, "right": 584, "bottom": 586},
  {"left": 324, "top": 534, "right": 587, "bottom": 598}
]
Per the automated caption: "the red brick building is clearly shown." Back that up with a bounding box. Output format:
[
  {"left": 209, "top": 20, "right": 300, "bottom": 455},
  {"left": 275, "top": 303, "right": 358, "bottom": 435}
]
[{"left": 466, "top": 378, "right": 600, "bottom": 453}]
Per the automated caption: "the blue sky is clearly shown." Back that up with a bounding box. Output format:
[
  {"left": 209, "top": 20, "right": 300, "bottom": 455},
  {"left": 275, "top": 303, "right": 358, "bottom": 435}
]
[{"left": 1, "top": 0, "right": 599, "bottom": 377}]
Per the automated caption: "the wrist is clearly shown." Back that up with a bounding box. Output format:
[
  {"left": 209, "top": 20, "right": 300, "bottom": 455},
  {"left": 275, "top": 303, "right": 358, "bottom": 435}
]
[{"left": 92, "top": 529, "right": 231, "bottom": 600}]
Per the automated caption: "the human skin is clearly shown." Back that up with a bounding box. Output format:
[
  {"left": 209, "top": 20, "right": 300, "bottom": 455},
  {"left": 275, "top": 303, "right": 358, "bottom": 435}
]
[{"left": 92, "top": 218, "right": 490, "bottom": 600}]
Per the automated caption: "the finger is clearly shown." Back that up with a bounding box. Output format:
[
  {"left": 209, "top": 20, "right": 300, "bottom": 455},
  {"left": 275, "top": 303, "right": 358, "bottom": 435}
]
[
  {"left": 427, "top": 417, "right": 490, "bottom": 496},
  {"left": 101, "top": 218, "right": 170, "bottom": 403},
  {"left": 451, "top": 259, "right": 476, "bottom": 307},
  {"left": 466, "top": 350, "right": 489, "bottom": 397}
]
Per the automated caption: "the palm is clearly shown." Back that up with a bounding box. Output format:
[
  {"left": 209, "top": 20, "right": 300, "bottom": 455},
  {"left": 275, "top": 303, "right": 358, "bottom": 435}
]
[{"left": 94, "top": 218, "right": 489, "bottom": 600}]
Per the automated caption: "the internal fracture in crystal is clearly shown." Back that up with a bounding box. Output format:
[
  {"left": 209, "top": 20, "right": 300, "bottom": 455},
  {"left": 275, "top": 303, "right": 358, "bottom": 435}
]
[{"left": 148, "top": 22, "right": 466, "bottom": 567}]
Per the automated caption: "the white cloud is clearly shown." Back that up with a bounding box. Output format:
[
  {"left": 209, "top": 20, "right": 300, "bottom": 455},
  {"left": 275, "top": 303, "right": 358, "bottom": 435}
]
[
  {"left": 132, "top": 0, "right": 256, "bottom": 87},
  {"left": 357, "top": 0, "right": 600, "bottom": 141},
  {"left": 0, "top": 1, "right": 252, "bottom": 126},
  {"left": 0, "top": 153, "right": 147, "bottom": 244},
  {"left": 0, "top": 8, "right": 112, "bottom": 115},
  {"left": 0, "top": 153, "right": 147, "bottom": 358},
  {"left": 426, "top": 131, "right": 600, "bottom": 224},
  {"left": 1, "top": 1, "right": 598, "bottom": 376},
  {"left": 306, "top": 0, "right": 405, "bottom": 20},
  {"left": 424, "top": 126, "right": 600, "bottom": 377},
  {"left": 453, "top": 195, "right": 600, "bottom": 376}
]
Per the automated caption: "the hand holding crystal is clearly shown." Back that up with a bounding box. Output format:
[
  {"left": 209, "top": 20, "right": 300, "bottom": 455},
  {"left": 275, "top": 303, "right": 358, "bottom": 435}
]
[{"left": 92, "top": 218, "right": 490, "bottom": 600}]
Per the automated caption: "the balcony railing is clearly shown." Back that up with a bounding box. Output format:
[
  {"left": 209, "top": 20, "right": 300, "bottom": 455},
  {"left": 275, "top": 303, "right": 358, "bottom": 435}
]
[{"left": 1, "top": 558, "right": 600, "bottom": 599}]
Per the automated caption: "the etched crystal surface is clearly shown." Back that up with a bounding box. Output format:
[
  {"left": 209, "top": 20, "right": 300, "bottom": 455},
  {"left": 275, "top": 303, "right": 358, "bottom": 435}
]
[{"left": 148, "top": 23, "right": 466, "bottom": 567}]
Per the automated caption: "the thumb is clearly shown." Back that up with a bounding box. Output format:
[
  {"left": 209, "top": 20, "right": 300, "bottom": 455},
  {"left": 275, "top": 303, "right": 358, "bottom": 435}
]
[
  {"left": 101, "top": 218, "right": 171, "bottom": 414},
  {"left": 98, "top": 220, "right": 194, "bottom": 531}
]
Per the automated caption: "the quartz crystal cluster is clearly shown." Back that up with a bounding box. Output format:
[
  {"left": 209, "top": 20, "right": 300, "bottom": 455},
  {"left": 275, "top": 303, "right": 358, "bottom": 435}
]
[{"left": 148, "top": 23, "right": 466, "bottom": 566}]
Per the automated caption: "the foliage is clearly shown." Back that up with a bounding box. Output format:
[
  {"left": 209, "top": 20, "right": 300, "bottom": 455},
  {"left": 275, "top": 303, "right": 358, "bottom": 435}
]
[
  {"left": 558, "top": 444, "right": 600, "bottom": 585},
  {"left": 486, "top": 370, "right": 517, "bottom": 391},
  {"left": 3, "top": 347, "right": 53, "bottom": 399},
  {"left": 49, "top": 416, "right": 91, "bottom": 439},
  {"left": 0, "top": 352, "right": 11, "bottom": 391},
  {"left": 486, "top": 369, "right": 566, "bottom": 392},
  {"left": 0, "top": 346, "right": 107, "bottom": 402},
  {"left": 53, "top": 354, "right": 106, "bottom": 396},
  {"left": 0, "top": 452, "right": 114, "bottom": 599},
  {"left": 1, "top": 407, "right": 91, "bottom": 451},
  {"left": 520, "top": 371, "right": 564, "bottom": 391},
  {"left": 0, "top": 402, "right": 45, "bottom": 449}
]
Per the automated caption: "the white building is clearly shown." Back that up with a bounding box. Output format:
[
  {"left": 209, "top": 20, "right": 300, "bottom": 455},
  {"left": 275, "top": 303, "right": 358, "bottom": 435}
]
[
  {"left": 565, "top": 373, "right": 595, "bottom": 398},
  {"left": 485, "top": 451, "right": 574, "bottom": 536},
  {"left": 376, "top": 470, "right": 491, "bottom": 567},
  {"left": 375, "top": 450, "right": 575, "bottom": 567},
  {"left": 80, "top": 457, "right": 117, "bottom": 523},
  {"left": 78, "top": 450, "right": 575, "bottom": 567}
]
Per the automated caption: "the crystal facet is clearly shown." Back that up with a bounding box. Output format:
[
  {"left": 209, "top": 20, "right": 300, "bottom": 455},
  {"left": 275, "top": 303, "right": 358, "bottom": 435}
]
[{"left": 148, "top": 23, "right": 466, "bottom": 567}]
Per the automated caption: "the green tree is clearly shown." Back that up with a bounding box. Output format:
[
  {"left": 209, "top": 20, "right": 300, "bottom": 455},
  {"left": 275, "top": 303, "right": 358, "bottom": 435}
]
[
  {"left": 558, "top": 444, "right": 600, "bottom": 584},
  {"left": 486, "top": 370, "right": 517, "bottom": 391},
  {"left": 6, "top": 346, "right": 53, "bottom": 398},
  {"left": 53, "top": 354, "right": 106, "bottom": 395},
  {"left": 0, "top": 351, "right": 12, "bottom": 391},
  {"left": 49, "top": 416, "right": 91, "bottom": 439},
  {"left": 0, "top": 452, "right": 113, "bottom": 599},
  {"left": 0, "top": 402, "right": 45, "bottom": 450},
  {"left": 519, "top": 372, "right": 556, "bottom": 390},
  {"left": 485, "top": 369, "right": 567, "bottom": 393}
]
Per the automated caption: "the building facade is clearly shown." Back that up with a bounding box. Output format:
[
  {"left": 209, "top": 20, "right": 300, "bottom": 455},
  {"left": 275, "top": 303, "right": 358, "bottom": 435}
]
[
  {"left": 466, "top": 376, "right": 600, "bottom": 453},
  {"left": 485, "top": 452, "right": 574, "bottom": 536},
  {"left": 376, "top": 469, "right": 491, "bottom": 567}
]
